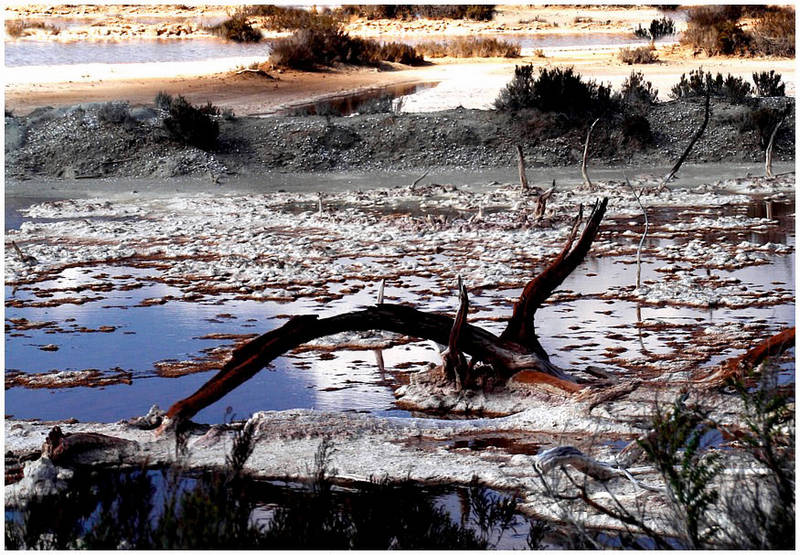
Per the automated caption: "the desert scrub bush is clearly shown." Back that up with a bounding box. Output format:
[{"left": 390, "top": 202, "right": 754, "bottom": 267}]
[
  {"left": 618, "top": 45, "right": 658, "bottom": 64},
  {"left": 415, "top": 37, "right": 520, "bottom": 58},
  {"left": 248, "top": 5, "right": 342, "bottom": 32},
  {"left": 98, "top": 101, "right": 133, "bottom": 125},
  {"left": 737, "top": 106, "right": 789, "bottom": 149},
  {"left": 5, "top": 18, "right": 60, "bottom": 38},
  {"left": 494, "top": 65, "right": 619, "bottom": 123},
  {"left": 163, "top": 95, "right": 220, "bottom": 150},
  {"left": 155, "top": 90, "right": 174, "bottom": 112},
  {"left": 621, "top": 114, "right": 653, "bottom": 146},
  {"left": 621, "top": 71, "right": 659, "bottom": 107},
  {"left": 752, "top": 70, "right": 786, "bottom": 97},
  {"left": 681, "top": 6, "right": 750, "bottom": 55},
  {"left": 337, "top": 5, "right": 495, "bottom": 21},
  {"left": 377, "top": 41, "right": 425, "bottom": 65},
  {"left": 750, "top": 6, "right": 795, "bottom": 57},
  {"left": 633, "top": 16, "right": 675, "bottom": 41},
  {"left": 208, "top": 12, "right": 261, "bottom": 42},
  {"left": 639, "top": 395, "right": 723, "bottom": 548},
  {"left": 269, "top": 23, "right": 424, "bottom": 69},
  {"left": 670, "top": 69, "right": 752, "bottom": 104},
  {"left": 718, "top": 369, "right": 795, "bottom": 549}
]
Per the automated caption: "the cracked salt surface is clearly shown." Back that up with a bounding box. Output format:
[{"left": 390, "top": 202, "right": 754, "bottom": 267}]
[{"left": 4, "top": 174, "right": 795, "bottom": 424}]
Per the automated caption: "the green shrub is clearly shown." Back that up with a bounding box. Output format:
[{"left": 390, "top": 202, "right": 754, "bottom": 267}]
[
  {"left": 633, "top": 17, "right": 675, "bottom": 41},
  {"left": 752, "top": 71, "right": 786, "bottom": 97},
  {"left": 155, "top": 91, "right": 174, "bottom": 112},
  {"left": 494, "top": 65, "right": 619, "bottom": 122},
  {"left": 670, "top": 69, "right": 752, "bottom": 104},
  {"left": 621, "top": 113, "right": 653, "bottom": 146},
  {"left": 208, "top": 13, "right": 261, "bottom": 42},
  {"left": 163, "top": 95, "right": 220, "bottom": 150},
  {"left": 639, "top": 396, "right": 723, "bottom": 548},
  {"left": 98, "top": 101, "right": 132, "bottom": 125},
  {"left": 621, "top": 71, "right": 659, "bottom": 108},
  {"left": 738, "top": 107, "right": 786, "bottom": 149},
  {"left": 618, "top": 45, "right": 659, "bottom": 64},
  {"left": 415, "top": 37, "right": 520, "bottom": 58}
]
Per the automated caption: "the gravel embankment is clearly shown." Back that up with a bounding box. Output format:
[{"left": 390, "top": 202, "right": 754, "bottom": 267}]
[{"left": 5, "top": 96, "right": 794, "bottom": 180}]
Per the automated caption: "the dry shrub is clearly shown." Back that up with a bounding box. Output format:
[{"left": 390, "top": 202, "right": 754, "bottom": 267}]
[
  {"left": 269, "top": 23, "right": 423, "bottom": 69},
  {"left": 618, "top": 45, "right": 659, "bottom": 64},
  {"left": 415, "top": 37, "right": 520, "bottom": 59},
  {"left": 337, "top": 5, "right": 495, "bottom": 21},
  {"left": 681, "top": 6, "right": 750, "bottom": 55},
  {"left": 751, "top": 7, "right": 795, "bottom": 57},
  {"left": 208, "top": 13, "right": 261, "bottom": 42}
]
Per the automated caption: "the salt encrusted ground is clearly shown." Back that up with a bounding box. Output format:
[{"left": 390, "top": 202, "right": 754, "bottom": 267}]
[{"left": 5, "top": 172, "right": 794, "bottom": 534}]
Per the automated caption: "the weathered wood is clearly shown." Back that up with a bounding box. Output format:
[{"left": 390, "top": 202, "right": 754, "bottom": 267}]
[
  {"left": 515, "top": 144, "right": 529, "bottom": 192},
  {"left": 161, "top": 200, "right": 609, "bottom": 429},
  {"left": 443, "top": 277, "right": 470, "bottom": 387},
  {"left": 765, "top": 111, "right": 787, "bottom": 177},
  {"left": 659, "top": 84, "right": 711, "bottom": 191},
  {"left": 411, "top": 169, "right": 429, "bottom": 189},
  {"left": 501, "top": 198, "right": 608, "bottom": 353},
  {"left": 533, "top": 183, "right": 555, "bottom": 221},
  {"left": 581, "top": 118, "right": 600, "bottom": 190},
  {"left": 625, "top": 176, "right": 648, "bottom": 289},
  {"left": 695, "top": 326, "right": 795, "bottom": 388}
]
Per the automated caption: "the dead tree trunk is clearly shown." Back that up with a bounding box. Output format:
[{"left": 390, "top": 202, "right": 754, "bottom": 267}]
[
  {"left": 533, "top": 182, "right": 555, "bottom": 221},
  {"left": 658, "top": 85, "right": 711, "bottom": 191},
  {"left": 516, "top": 144, "right": 529, "bottom": 192},
  {"left": 765, "top": 112, "right": 787, "bottom": 177},
  {"left": 581, "top": 119, "right": 600, "bottom": 190},
  {"left": 161, "top": 199, "right": 609, "bottom": 429}
]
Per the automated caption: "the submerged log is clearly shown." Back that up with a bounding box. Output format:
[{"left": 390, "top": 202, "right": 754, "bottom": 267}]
[
  {"left": 161, "top": 199, "right": 610, "bottom": 429},
  {"left": 694, "top": 326, "right": 795, "bottom": 388}
]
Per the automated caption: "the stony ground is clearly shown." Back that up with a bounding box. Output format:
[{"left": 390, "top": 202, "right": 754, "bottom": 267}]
[{"left": 5, "top": 95, "right": 794, "bottom": 180}]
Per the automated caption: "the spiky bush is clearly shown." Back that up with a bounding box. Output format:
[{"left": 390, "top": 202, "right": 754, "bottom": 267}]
[
  {"left": 163, "top": 95, "right": 220, "bottom": 150},
  {"left": 621, "top": 71, "right": 659, "bottom": 107},
  {"left": 751, "top": 7, "right": 795, "bottom": 57},
  {"left": 752, "top": 70, "right": 786, "bottom": 97},
  {"left": 494, "top": 65, "right": 619, "bottom": 122},
  {"left": 633, "top": 17, "right": 675, "bottom": 41},
  {"left": 670, "top": 69, "right": 752, "bottom": 104}
]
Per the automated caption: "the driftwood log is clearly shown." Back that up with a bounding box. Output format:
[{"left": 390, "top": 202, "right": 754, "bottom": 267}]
[{"left": 160, "top": 199, "right": 609, "bottom": 430}]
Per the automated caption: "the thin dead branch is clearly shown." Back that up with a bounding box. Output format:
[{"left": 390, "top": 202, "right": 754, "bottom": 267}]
[
  {"left": 659, "top": 84, "right": 711, "bottom": 191},
  {"left": 515, "top": 144, "right": 529, "bottom": 192},
  {"left": 765, "top": 111, "right": 787, "bottom": 177},
  {"left": 581, "top": 118, "right": 600, "bottom": 190}
]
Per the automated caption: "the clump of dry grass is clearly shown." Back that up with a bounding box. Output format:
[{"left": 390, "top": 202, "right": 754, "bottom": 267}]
[
  {"left": 618, "top": 45, "right": 659, "bottom": 64},
  {"left": 414, "top": 37, "right": 520, "bottom": 59}
]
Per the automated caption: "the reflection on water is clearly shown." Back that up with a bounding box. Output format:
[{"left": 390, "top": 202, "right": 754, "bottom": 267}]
[
  {"left": 5, "top": 38, "right": 270, "bottom": 67},
  {"left": 269, "top": 82, "right": 440, "bottom": 117}
]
